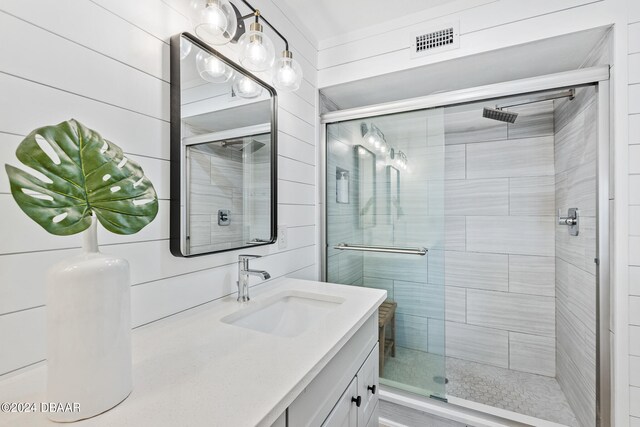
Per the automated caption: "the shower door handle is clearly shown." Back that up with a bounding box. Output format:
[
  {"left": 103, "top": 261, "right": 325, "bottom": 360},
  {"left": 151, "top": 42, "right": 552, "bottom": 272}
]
[{"left": 334, "top": 243, "right": 428, "bottom": 256}]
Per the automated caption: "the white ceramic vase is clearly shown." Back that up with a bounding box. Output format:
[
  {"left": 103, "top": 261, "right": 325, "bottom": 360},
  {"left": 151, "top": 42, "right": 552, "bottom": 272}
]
[{"left": 46, "top": 216, "right": 132, "bottom": 422}]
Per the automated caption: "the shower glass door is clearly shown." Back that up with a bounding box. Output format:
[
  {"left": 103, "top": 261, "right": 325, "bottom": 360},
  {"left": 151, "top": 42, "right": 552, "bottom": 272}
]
[{"left": 325, "top": 108, "right": 446, "bottom": 399}]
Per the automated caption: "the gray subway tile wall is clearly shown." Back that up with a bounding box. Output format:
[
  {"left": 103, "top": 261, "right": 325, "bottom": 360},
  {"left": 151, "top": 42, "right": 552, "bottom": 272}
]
[
  {"left": 445, "top": 321, "right": 509, "bottom": 367},
  {"left": 466, "top": 136, "right": 555, "bottom": 179},
  {"left": 466, "top": 216, "right": 555, "bottom": 256},
  {"left": 326, "top": 122, "right": 365, "bottom": 286},
  {"left": 188, "top": 146, "right": 246, "bottom": 253},
  {"left": 508, "top": 255, "right": 556, "bottom": 297},
  {"left": 327, "top": 95, "right": 595, "bottom": 412},
  {"left": 554, "top": 86, "right": 598, "bottom": 427},
  {"left": 443, "top": 178, "right": 509, "bottom": 215},
  {"left": 466, "top": 289, "right": 556, "bottom": 336},
  {"left": 326, "top": 111, "right": 444, "bottom": 362},
  {"left": 448, "top": 100, "right": 557, "bottom": 376},
  {"left": 507, "top": 101, "right": 555, "bottom": 139},
  {"left": 444, "top": 287, "right": 466, "bottom": 323},
  {"left": 509, "top": 176, "right": 555, "bottom": 215},
  {"left": 444, "top": 251, "right": 509, "bottom": 291},
  {"left": 508, "top": 332, "right": 556, "bottom": 376},
  {"left": 327, "top": 100, "right": 561, "bottom": 378}
]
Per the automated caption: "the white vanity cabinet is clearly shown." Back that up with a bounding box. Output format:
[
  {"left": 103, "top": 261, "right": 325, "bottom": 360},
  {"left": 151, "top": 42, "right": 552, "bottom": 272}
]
[
  {"left": 0, "top": 280, "right": 386, "bottom": 427},
  {"left": 286, "top": 312, "right": 380, "bottom": 427},
  {"left": 356, "top": 343, "right": 379, "bottom": 427},
  {"left": 321, "top": 344, "right": 379, "bottom": 427},
  {"left": 321, "top": 378, "right": 358, "bottom": 427}
]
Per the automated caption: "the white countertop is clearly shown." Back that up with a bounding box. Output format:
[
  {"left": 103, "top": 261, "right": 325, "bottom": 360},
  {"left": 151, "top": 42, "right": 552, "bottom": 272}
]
[{"left": 0, "top": 279, "right": 386, "bottom": 427}]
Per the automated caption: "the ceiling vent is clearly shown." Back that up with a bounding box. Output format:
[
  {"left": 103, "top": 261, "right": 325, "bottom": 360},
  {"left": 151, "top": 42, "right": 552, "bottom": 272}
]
[{"left": 410, "top": 22, "right": 459, "bottom": 58}]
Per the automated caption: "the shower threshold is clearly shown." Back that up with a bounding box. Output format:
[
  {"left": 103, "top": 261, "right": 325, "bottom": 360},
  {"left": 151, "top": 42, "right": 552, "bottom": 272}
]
[{"left": 382, "top": 347, "right": 579, "bottom": 426}]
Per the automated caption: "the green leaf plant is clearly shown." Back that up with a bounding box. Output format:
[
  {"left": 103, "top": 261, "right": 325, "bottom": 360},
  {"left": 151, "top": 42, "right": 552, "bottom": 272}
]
[{"left": 4, "top": 119, "right": 158, "bottom": 236}]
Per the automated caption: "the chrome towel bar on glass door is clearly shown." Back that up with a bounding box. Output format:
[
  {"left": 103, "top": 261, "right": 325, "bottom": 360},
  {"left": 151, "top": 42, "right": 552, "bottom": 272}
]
[{"left": 334, "top": 243, "right": 428, "bottom": 256}]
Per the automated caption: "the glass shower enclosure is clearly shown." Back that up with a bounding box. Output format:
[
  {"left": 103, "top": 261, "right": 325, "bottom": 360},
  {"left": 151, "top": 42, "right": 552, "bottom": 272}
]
[{"left": 324, "top": 108, "right": 447, "bottom": 399}]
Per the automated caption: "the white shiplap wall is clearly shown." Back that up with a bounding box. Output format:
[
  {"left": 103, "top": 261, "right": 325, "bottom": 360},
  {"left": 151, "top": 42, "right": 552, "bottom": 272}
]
[
  {"left": 316, "top": 0, "right": 612, "bottom": 89},
  {"left": 627, "top": 2, "right": 640, "bottom": 426},
  {"left": 0, "top": 0, "right": 319, "bottom": 377}
]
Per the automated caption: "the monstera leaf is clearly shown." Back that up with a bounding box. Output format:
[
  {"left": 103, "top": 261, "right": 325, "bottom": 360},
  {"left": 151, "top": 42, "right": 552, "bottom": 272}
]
[{"left": 4, "top": 119, "right": 158, "bottom": 236}]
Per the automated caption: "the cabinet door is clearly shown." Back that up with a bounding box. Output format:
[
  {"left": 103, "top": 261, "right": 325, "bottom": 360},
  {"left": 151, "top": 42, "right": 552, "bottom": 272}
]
[
  {"left": 357, "top": 343, "right": 379, "bottom": 427},
  {"left": 322, "top": 378, "right": 358, "bottom": 427},
  {"left": 288, "top": 314, "right": 377, "bottom": 427},
  {"left": 270, "top": 411, "right": 286, "bottom": 427},
  {"left": 365, "top": 402, "right": 379, "bottom": 427}
]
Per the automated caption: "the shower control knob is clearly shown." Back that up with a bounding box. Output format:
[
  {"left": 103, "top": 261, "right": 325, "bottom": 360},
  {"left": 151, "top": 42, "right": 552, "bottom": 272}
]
[
  {"left": 557, "top": 208, "right": 579, "bottom": 236},
  {"left": 351, "top": 395, "right": 362, "bottom": 407},
  {"left": 367, "top": 384, "right": 377, "bottom": 394}
]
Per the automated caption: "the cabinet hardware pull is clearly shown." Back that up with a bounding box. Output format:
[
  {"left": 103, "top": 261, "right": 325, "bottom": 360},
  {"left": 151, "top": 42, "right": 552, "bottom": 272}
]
[
  {"left": 351, "top": 395, "right": 362, "bottom": 407},
  {"left": 367, "top": 384, "right": 377, "bottom": 394}
]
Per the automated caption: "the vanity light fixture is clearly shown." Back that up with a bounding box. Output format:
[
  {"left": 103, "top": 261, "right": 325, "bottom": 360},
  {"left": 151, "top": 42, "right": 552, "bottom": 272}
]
[
  {"left": 194, "top": 0, "right": 238, "bottom": 45},
  {"left": 362, "top": 124, "right": 379, "bottom": 147},
  {"left": 372, "top": 126, "right": 385, "bottom": 150},
  {"left": 196, "top": 50, "right": 234, "bottom": 83},
  {"left": 180, "top": 37, "right": 192, "bottom": 60},
  {"left": 192, "top": 0, "right": 303, "bottom": 92},
  {"left": 359, "top": 123, "right": 412, "bottom": 171},
  {"left": 380, "top": 141, "right": 390, "bottom": 154},
  {"left": 395, "top": 151, "right": 408, "bottom": 170},
  {"left": 361, "top": 123, "right": 385, "bottom": 149},
  {"left": 273, "top": 50, "right": 302, "bottom": 91},
  {"left": 238, "top": 15, "right": 275, "bottom": 72},
  {"left": 361, "top": 123, "right": 407, "bottom": 167},
  {"left": 232, "top": 73, "right": 263, "bottom": 98}
]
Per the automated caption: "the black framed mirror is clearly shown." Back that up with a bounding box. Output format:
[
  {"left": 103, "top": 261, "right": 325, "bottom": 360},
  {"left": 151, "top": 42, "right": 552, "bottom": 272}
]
[{"left": 170, "top": 32, "right": 277, "bottom": 257}]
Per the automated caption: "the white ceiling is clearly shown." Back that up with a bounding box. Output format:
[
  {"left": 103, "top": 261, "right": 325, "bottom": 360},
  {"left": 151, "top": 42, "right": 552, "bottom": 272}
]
[{"left": 277, "top": 0, "right": 459, "bottom": 43}]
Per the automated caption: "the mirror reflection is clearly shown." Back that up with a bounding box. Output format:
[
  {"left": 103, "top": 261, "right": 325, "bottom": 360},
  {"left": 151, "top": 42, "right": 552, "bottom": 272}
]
[
  {"left": 171, "top": 33, "right": 277, "bottom": 256},
  {"left": 354, "top": 145, "right": 376, "bottom": 229}
]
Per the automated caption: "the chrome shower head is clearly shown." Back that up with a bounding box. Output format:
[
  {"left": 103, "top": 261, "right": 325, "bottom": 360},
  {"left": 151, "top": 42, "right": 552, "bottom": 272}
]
[{"left": 482, "top": 106, "right": 518, "bottom": 123}]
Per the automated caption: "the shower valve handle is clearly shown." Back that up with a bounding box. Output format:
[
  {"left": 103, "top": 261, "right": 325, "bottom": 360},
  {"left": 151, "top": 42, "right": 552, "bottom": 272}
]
[
  {"left": 558, "top": 217, "right": 577, "bottom": 226},
  {"left": 558, "top": 208, "right": 579, "bottom": 236}
]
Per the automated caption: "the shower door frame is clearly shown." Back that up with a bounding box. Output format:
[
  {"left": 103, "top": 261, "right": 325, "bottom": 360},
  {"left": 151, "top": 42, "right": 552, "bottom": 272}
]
[{"left": 319, "top": 65, "right": 611, "bottom": 427}]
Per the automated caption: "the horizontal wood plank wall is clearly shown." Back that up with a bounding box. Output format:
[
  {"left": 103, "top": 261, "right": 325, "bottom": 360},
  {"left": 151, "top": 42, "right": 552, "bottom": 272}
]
[
  {"left": 0, "top": 0, "right": 319, "bottom": 376},
  {"left": 316, "top": 0, "right": 607, "bottom": 88},
  {"left": 628, "top": 2, "right": 640, "bottom": 425}
]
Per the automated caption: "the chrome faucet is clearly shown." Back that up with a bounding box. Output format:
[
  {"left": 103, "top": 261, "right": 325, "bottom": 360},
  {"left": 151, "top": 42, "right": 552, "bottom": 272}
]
[{"left": 237, "top": 255, "right": 271, "bottom": 302}]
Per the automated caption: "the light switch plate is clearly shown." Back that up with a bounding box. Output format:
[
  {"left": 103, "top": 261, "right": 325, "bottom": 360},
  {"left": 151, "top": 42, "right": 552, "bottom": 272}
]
[{"left": 278, "top": 225, "right": 287, "bottom": 249}]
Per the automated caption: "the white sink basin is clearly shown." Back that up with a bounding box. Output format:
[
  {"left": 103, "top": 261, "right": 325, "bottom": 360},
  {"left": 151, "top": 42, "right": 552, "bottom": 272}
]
[{"left": 221, "top": 290, "right": 345, "bottom": 337}]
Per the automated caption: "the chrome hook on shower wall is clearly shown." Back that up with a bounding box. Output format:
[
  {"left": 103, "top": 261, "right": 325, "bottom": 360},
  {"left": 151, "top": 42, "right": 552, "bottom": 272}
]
[{"left": 558, "top": 208, "right": 579, "bottom": 236}]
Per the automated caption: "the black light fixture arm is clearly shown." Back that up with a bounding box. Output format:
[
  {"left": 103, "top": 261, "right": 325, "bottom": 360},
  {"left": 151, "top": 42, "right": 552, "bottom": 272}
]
[{"left": 238, "top": 0, "right": 289, "bottom": 51}]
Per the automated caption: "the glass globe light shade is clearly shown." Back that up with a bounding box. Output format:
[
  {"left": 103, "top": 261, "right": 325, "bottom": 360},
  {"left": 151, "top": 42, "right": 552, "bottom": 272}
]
[
  {"left": 194, "top": 0, "right": 237, "bottom": 46},
  {"left": 233, "top": 74, "right": 263, "bottom": 98},
  {"left": 196, "top": 51, "right": 233, "bottom": 83},
  {"left": 395, "top": 152, "right": 404, "bottom": 168},
  {"left": 237, "top": 22, "right": 275, "bottom": 72},
  {"left": 180, "top": 37, "right": 192, "bottom": 60},
  {"left": 363, "top": 128, "right": 377, "bottom": 146},
  {"left": 272, "top": 51, "right": 302, "bottom": 91},
  {"left": 373, "top": 134, "right": 382, "bottom": 149}
]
